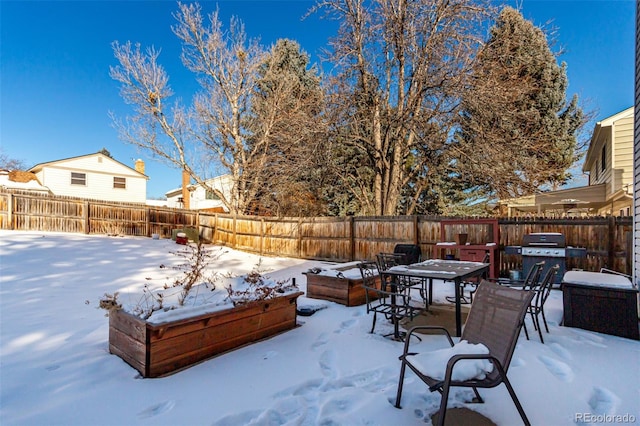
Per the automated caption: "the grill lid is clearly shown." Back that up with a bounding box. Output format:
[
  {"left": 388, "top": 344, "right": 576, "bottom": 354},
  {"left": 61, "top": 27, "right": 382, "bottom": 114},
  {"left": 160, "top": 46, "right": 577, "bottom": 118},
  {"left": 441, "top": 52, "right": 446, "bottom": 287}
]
[{"left": 522, "top": 232, "right": 565, "bottom": 247}]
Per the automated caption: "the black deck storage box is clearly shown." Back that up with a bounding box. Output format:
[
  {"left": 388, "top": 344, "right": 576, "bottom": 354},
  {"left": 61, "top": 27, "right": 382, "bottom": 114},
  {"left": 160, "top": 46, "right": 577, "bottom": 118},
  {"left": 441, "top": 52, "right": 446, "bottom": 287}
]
[{"left": 562, "top": 271, "right": 639, "bottom": 340}]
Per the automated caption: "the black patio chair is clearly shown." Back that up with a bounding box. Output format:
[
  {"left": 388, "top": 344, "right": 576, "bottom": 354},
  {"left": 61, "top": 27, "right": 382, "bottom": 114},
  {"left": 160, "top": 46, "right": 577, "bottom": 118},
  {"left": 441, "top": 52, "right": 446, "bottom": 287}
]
[
  {"left": 497, "top": 261, "right": 545, "bottom": 291},
  {"left": 524, "top": 264, "right": 559, "bottom": 343},
  {"left": 445, "top": 252, "right": 490, "bottom": 305},
  {"left": 358, "top": 261, "right": 422, "bottom": 336},
  {"left": 395, "top": 280, "right": 534, "bottom": 426},
  {"left": 378, "top": 251, "right": 430, "bottom": 306}
]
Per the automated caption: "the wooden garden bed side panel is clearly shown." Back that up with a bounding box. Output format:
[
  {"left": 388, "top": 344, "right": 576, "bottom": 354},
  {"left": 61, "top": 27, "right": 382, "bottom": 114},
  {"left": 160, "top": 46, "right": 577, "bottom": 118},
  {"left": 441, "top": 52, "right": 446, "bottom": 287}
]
[
  {"left": 149, "top": 298, "right": 297, "bottom": 366},
  {"left": 109, "top": 292, "right": 303, "bottom": 378},
  {"left": 147, "top": 294, "right": 301, "bottom": 377},
  {"left": 109, "top": 327, "right": 147, "bottom": 376},
  {"left": 306, "top": 275, "right": 351, "bottom": 305},
  {"left": 145, "top": 293, "right": 301, "bottom": 341},
  {"left": 305, "top": 274, "right": 380, "bottom": 306},
  {"left": 108, "top": 310, "right": 148, "bottom": 376}
]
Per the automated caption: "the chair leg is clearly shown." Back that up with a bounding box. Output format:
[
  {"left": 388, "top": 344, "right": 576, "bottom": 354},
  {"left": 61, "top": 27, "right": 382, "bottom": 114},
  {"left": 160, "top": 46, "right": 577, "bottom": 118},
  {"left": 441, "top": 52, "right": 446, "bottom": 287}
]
[
  {"left": 471, "top": 387, "right": 483, "bottom": 403},
  {"left": 529, "top": 311, "right": 538, "bottom": 331},
  {"left": 394, "top": 360, "right": 407, "bottom": 408},
  {"left": 501, "top": 376, "right": 531, "bottom": 426},
  {"left": 541, "top": 309, "right": 550, "bottom": 333},
  {"left": 535, "top": 315, "right": 545, "bottom": 344},
  {"left": 436, "top": 381, "right": 451, "bottom": 426},
  {"left": 523, "top": 322, "right": 530, "bottom": 340},
  {"left": 370, "top": 312, "right": 377, "bottom": 334}
]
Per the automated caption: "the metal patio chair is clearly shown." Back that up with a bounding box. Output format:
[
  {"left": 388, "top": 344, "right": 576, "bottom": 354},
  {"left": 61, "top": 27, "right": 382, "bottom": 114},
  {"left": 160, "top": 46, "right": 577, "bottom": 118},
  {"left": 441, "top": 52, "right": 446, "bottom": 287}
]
[
  {"left": 395, "top": 280, "right": 534, "bottom": 426},
  {"left": 524, "top": 264, "right": 559, "bottom": 343},
  {"left": 358, "top": 261, "right": 422, "bottom": 336}
]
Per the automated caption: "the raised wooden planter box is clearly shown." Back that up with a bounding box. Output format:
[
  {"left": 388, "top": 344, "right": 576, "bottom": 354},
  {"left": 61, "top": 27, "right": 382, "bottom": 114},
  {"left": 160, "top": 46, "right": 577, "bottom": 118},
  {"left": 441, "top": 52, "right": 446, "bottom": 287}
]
[
  {"left": 305, "top": 265, "right": 379, "bottom": 307},
  {"left": 109, "top": 291, "right": 303, "bottom": 377}
]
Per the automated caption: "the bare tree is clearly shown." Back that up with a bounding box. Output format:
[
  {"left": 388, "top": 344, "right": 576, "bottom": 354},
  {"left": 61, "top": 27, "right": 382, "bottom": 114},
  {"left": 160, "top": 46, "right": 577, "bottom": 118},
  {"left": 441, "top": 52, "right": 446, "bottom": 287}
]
[
  {"left": 315, "top": 0, "right": 494, "bottom": 215},
  {"left": 111, "top": 3, "right": 319, "bottom": 214},
  {"left": 247, "top": 39, "right": 328, "bottom": 216},
  {"left": 0, "top": 148, "right": 26, "bottom": 171}
]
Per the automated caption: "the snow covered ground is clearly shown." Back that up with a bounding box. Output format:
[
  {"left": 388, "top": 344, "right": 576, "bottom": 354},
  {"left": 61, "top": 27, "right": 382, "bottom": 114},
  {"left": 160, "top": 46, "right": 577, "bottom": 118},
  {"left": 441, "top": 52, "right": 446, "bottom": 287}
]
[{"left": 1, "top": 230, "right": 638, "bottom": 425}]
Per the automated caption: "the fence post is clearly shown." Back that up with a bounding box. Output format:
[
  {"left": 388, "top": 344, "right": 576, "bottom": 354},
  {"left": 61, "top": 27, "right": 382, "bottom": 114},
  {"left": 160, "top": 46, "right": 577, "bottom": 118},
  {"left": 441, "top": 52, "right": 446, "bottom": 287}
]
[
  {"left": 349, "top": 216, "right": 355, "bottom": 261},
  {"left": 196, "top": 211, "right": 200, "bottom": 240},
  {"left": 413, "top": 215, "right": 419, "bottom": 245},
  {"left": 260, "top": 218, "right": 265, "bottom": 256},
  {"left": 214, "top": 213, "right": 218, "bottom": 243},
  {"left": 146, "top": 208, "right": 151, "bottom": 237},
  {"left": 607, "top": 215, "right": 615, "bottom": 269},
  {"left": 7, "top": 194, "right": 13, "bottom": 230},
  {"left": 83, "top": 200, "right": 89, "bottom": 234},
  {"left": 297, "top": 218, "right": 302, "bottom": 259},
  {"left": 233, "top": 213, "right": 237, "bottom": 248}
]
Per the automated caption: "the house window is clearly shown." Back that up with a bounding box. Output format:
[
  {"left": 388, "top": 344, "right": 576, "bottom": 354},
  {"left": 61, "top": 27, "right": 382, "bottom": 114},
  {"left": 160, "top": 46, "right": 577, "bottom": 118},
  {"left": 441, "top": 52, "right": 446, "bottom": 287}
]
[
  {"left": 205, "top": 190, "right": 220, "bottom": 200},
  {"left": 601, "top": 145, "right": 606, "bottom": 172},
  {"left": 71, "top": 172, "right": 86, "bottom": 186},
  {"left": 113, "top": 177, "right": 126, "bottom": 189}
]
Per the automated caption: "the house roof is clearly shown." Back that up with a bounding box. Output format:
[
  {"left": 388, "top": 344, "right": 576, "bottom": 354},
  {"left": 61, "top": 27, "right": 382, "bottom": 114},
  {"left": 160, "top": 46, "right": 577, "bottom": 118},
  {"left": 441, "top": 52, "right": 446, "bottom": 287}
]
[
  {"left": 583, "top": 106, "right": 633, "bottom": 172},
  {"left": 28, "top": 152, "right": 148, "bottom": 178},
  {"left": 501, "top": 184, "right": 608, "bottom": 214}
]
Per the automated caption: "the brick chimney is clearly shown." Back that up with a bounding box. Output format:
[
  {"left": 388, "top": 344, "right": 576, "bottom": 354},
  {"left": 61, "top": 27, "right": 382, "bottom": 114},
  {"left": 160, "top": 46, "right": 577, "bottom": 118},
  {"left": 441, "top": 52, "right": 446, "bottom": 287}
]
[
  {"left": 181, "top": 169, "right": 190, "bottom": 209},
  {"left": 134, "top": 159, "right": 145, "bottom": 175}
]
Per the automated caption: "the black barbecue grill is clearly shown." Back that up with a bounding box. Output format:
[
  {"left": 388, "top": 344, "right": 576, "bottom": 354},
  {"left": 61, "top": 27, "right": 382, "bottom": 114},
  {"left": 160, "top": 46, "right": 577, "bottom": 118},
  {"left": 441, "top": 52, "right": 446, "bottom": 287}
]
[{"left": 505, "top": 233, "right": 586, "bottom": 285}]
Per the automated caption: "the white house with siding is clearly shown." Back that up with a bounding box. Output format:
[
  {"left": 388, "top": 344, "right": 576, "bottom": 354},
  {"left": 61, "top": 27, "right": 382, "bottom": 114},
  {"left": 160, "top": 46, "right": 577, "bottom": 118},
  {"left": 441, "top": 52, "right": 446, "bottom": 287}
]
[
  {"left": 28, "top": 152, "right": 148, "bottom": 203},
  {"left": 165, "top": 174, "right": 232, "bottom": 212}
]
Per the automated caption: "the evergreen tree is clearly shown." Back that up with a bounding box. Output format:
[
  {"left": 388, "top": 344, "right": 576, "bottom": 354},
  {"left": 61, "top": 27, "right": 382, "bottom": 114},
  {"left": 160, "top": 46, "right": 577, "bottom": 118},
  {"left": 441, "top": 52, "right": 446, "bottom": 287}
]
[
  {"left": 247, "top": 39, "right": 327, "bottom": 216},
  {"left": 452, "top": 6, "right": 585, "bottom": 200}
]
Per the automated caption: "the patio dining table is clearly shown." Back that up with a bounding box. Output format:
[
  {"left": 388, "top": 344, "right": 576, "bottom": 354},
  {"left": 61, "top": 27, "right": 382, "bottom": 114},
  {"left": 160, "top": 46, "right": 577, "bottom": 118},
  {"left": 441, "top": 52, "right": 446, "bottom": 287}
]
[{"left": 383, "top": 259, "right": 490, "bottom": 337}]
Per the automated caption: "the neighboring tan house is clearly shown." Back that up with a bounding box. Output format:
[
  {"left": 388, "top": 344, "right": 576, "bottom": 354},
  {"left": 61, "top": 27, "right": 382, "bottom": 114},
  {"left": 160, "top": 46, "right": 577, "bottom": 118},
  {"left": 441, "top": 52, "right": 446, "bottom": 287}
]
[
  {"left": 165, "top": 174, "right": 232, "bottom": 212},
  {"left": 501, "top": 107, "right": 634, "bottom": 217},
  {"left": 583, "top": 106, "right": 634, "bottom": 216},
  {"left": 28, "top": 152, "right": 148, "bottom": 203}
]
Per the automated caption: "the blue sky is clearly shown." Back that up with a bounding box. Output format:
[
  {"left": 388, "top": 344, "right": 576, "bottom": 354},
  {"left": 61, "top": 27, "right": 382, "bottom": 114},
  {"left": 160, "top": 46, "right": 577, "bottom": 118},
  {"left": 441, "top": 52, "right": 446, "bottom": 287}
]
[{"left": 1, "top": 0, "right": 635, "bottom": 199}]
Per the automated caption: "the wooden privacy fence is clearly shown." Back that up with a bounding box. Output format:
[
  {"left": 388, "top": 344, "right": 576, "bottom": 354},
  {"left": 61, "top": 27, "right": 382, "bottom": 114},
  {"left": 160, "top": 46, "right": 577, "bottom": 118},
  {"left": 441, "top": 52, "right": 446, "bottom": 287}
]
[
  {"left": 0, "top": 190, "right": 633, "bottom": 276},
  {"left": 0, "top": 191, "right": 197, "bottom": 238}
]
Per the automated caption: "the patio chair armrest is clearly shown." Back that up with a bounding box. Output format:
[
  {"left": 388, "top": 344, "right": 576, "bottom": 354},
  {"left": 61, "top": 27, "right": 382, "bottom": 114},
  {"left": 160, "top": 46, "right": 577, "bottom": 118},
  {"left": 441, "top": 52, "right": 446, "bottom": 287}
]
[
  {"left": 444, "top": 353, "right": 506, "bottom": 381},
  {"left": 400, "top": 326, "right": 454, "bottom": 355}
]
